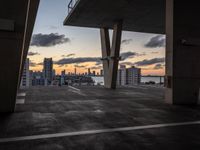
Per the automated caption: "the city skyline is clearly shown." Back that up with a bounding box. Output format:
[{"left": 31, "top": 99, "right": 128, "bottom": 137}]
[{"left": 28, "top": 0, "right": 165, "bottom": 76}]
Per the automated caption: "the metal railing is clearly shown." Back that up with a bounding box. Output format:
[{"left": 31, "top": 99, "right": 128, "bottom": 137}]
[{"left": 68, "top": 0, "right": 79, "bottom": 14}]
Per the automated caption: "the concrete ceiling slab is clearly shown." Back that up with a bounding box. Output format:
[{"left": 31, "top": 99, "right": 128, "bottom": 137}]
[{"left": 64, "top": 0, "right": 166, "bottom": 34}]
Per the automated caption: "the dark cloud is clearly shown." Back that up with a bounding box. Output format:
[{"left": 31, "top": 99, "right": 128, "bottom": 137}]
[
  {"left": 62, "top": 53, "right": 76, "bottom": 58},
  {"left": 31, "top": 33, "right": 70, "bottom": 47},
  {"left": 90, "top": 66, "right": 103, "bottom": 70},
  {"left": 55, "top": 57, "right": 101, "bottom": 66},
  {"left": 120, "top": 62, "right": 134, "bottom": 66},
  {"left": 145, "top": 35, "right": 165, "bottom": 48},
  {"left": 121, "top": 39, "right": 132, "bottom": 45},
  {"left": 55, "top": 51, "right": 138, "bottom": 66},
  {"left": 134, "top": 57, "right": 165, "bottom": 66},
  {"left": 28, "top": 52, "right": 40, "bottom": 56},
  {"left": 37, "top": 62, "right": 43, "bottom": 66},
  {"left": 120, "top": 52, "right": 143, "bottom": 61},
  {"left": 154, "top": 64, "right": 164, "bottom": 70},
  {"left": 74, "top": 64, "right": 87, "bottom": 68},
  {"left": 29, "top": 60, "right": 37, "bottom": 67}
]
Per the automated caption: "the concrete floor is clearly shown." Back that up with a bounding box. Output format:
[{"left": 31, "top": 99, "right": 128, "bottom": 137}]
[{"left": 1, "top": 85, "right": 200, "bottom": 150}]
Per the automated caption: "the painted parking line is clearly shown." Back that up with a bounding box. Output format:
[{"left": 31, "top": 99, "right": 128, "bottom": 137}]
[
  {"left": 68, "top": 89, "right": 86, "bottom": 96},
  {"left": 16, "top": 99, "right": 25, "bottom": 104},
  {"left": 68, "top": 86, "right": 80, "bottom": 91},
  {"left": 17, "top": 92, "right": 26, "bottom": 97},
  {"left": 68, "top": 86, "right": 86, "bottom": 96},
  {"left": 0, "top": 120, "right": 200, "bottom": 143}
]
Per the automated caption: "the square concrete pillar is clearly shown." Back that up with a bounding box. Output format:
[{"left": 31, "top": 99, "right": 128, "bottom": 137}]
[
  {"left": 165, "top": 0, "right": 200, "bottom": 104},
  {"left": 0, "top": 0, "right": 40, "bottom": 112}
]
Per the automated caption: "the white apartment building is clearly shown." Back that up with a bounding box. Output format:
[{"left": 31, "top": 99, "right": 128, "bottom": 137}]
[
  {"left": 117, "top": 65, "right": 141, "bottom": 86},
  {"left": 127, "top": 66, "right": 141, "bottom": 85},
  {"left": 117, "top": 65, "right": 127, "bottom": 86}
]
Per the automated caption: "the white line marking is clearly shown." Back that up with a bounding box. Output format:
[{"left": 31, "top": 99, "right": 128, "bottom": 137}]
[
  {"left": 68, "top": 89, "right": 86, "bottom": 96},
  {"left": 16, "top": 99, "right": 25, "bottom": 104},
  {"left": 0, "top": 121, "right": 200, "bottom": 143},
  {"left": 68, "top": 86, "right": 86, "bottom": 96},
  {"left": 68, "top": 86, "right": 80, "bottom": 91},
  {"left": 17, "top": 93, "right": 26, "bottom": 97}
]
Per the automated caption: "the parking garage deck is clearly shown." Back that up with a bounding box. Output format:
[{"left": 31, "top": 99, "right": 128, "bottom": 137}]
[{"left": 1, "top": 86, "right": 200, "bottom": 150}]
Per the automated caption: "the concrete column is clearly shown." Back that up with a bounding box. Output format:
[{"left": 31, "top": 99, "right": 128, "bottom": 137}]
[
  {"left": 0, "top": 0, "right": 40, "bottom": 112},
  {"left": 100, "top": 21, "right": 123, "bottom": 89},
  {"left": 165, "top": 0, "right": 200, "bottom": 104},
  {"left": 100, "top": 28, "right": 111, "bottom": 88},
  {"left": 19, "top": 0, "right": 40, "bottom": 88}
]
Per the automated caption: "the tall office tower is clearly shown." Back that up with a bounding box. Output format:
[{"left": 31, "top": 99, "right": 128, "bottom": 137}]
[
  {"left": 100, "top": 69, "right": 104, "bottom": 76},
  {"left": 52, "top": 69, "right": 56, "bottom": 78},
  {"left": 20, "top": 58, "right": 30, "bottom": 87},
  {"left": 61, "top": 70, "right": 65, "bottom": 85},
  {"left": 61, "top": 70, "right": 66, "bottom": 77},
  {"left": 93, "top": 71, "right": 96, "bottom": 76},
  {"left": 117, "top": 69, "right": 121, "bottom": 85},
  {"left": 117, "top": 65, "right": 127, "bottom": 86},
  {"left": 127, "top": 66, "right": 141, "bottom": 85},
  {"left": 74, "top": 68, "right": 77, "bottom": 75},
  {"left": 88, "top": 68, "right": 91, "bottom": 76},
  {"left": 43, "top": 58, "right": 53, "bottom": 85},
  {"left": 29, "top": 70, "right": 33, "bottom": 86}
]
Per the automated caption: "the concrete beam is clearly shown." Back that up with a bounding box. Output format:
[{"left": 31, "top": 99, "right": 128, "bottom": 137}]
[
  {"left": 100, "top": 21, "right": 122, "bottom": 89},
  {"left": 165, "top": 0, "right": 200, "bottom": 104},
  {"left": 19, "top": 0, "right": 40, "bottom": 88}
]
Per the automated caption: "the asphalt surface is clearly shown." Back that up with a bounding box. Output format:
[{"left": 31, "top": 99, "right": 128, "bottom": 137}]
[{"left": 1, "top": 85, "right": 200, "bottom": 150}]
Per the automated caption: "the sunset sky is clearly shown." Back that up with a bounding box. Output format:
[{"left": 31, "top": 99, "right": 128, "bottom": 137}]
[{"left": 28, "top": 0, "right": 166, "bottom": 76}]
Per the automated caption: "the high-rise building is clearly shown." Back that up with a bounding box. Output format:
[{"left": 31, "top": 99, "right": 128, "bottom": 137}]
[
  {"left": 61, "top": 70, "right": 66, "bottom": 77},
  {"left": 127, "top": 66, "right": 141, "bottom": 85},
  {"left": 20, "top": 58, "right": 30, "bottom": 87},
  {"left": 43, "top": 58, "right": 53, "bottom": 85},
  {"left": 93, "top": 71, "right": 96, "bottom": 76},
  {"left": 52, "top": 69, "right": 56, "bottom": 78},
  {"left": 88, "top": 68, "right": 91, "bottom": 76},
  {"left": 117, "top": 65, "right": 127, "bottom": 86},
  {"left": 74, "top": 68, "right": 77, "bottom": 75},
  {"left": 117, "top": 65, "right": 141, "bottom": 86},
  {"left": 100, "top": 69, "right": 104, "bottom": 76},
  {"left": 31, "top": 71, "right": 45, "bottom": 86}
]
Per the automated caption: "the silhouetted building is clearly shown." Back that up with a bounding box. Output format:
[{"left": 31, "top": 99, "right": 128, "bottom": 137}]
[
  {"left": 100, "top": 69, "right": 104, "bottom": 76},
  {"left": 74, "top": 68, "right": 77, "bottom": 75},
  {"left": 93, "top": 71, "right": 96, "bottom": 76},
  {"left": 52, "top": 69, "right": 56, "bottom": 78},
  {"left": 43, "top": 58, "right": 53, "bottom": 85},
  {"left": 61, "top": 70, "right": 66, "bottom": 77},
  {"left": 31, "top": 71, "right": 45, "bottom": 86},
  {"left": 88, "top": 68, "right": 91, "bottom": 76}
]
